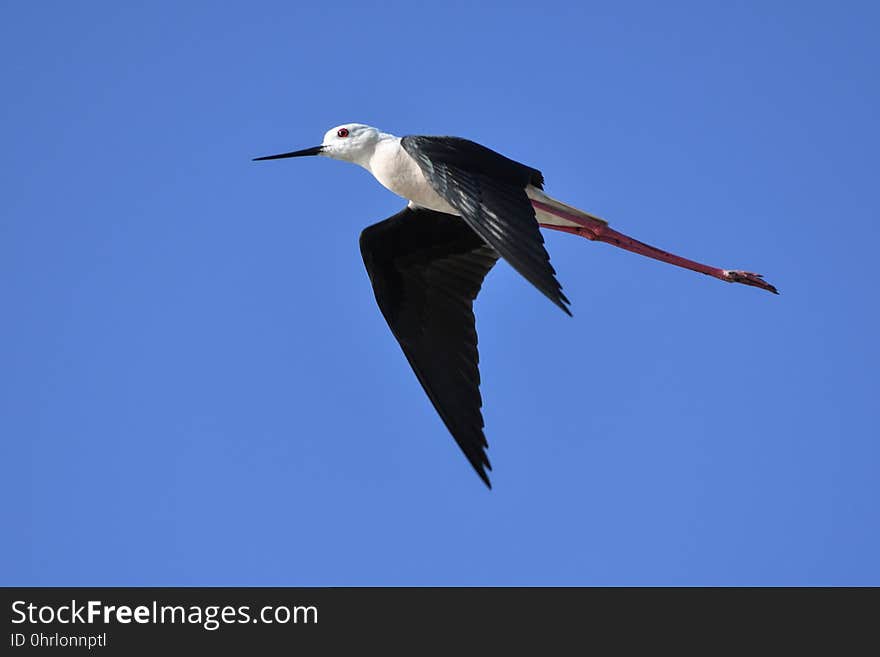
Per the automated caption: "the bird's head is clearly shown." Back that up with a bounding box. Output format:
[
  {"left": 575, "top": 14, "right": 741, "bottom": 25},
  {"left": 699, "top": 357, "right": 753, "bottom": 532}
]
[{"left": 253, "top": 123, "right": 382, "bottom": 168}]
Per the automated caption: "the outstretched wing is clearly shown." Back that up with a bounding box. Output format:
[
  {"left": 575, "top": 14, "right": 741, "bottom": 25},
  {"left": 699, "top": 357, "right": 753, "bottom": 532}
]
[
  {"left": 360, "top": 206, "right": 499, "bottom": 488},
  {"left": 401, "top": 135, "right": 571, "bottom": 315}
]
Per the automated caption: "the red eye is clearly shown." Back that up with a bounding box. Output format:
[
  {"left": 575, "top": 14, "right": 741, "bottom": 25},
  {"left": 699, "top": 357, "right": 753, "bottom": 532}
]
[{"left": 337, "top": 128, "right": 350, "bottom": 138}]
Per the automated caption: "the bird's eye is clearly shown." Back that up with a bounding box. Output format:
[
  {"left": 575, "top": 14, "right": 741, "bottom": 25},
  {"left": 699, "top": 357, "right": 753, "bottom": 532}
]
[{"left": 337, "top": 128, "right": 350, "bottom": 138}]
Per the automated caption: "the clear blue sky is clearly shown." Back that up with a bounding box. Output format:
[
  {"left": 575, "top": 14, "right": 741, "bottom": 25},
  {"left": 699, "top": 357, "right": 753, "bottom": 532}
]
[{"left": 2, "top": 1, "right": 878, "bottom": 585}]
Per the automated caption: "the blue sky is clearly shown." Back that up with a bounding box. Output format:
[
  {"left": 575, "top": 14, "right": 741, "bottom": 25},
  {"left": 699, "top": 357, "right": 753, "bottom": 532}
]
[{"left": 2, "top": 1, "right": 878, "bottom": 585}]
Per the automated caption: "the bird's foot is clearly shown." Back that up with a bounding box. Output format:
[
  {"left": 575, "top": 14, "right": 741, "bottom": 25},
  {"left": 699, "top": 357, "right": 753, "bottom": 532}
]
[{"left": 723, "top": 270, "right": 779, "bottom": 294}]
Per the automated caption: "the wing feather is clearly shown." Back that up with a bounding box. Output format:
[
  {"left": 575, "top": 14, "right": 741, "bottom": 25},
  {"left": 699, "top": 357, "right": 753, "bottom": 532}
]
[
  {"left": 360, "top": 206, "right": 499, "bottom": 487},
  {"left": 401, "top": 135, "right": 571, "bottom": 315}
]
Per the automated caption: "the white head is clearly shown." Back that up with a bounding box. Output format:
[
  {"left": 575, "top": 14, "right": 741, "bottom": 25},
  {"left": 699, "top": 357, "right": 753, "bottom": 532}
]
[{"left": 253, "top": 123, "right": 386, "bottom": 168}]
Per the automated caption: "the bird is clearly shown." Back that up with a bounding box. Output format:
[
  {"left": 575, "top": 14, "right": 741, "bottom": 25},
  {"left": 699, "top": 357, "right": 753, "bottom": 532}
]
[{"left": 254, "top": 123, "right": 777, "bottom": 488}]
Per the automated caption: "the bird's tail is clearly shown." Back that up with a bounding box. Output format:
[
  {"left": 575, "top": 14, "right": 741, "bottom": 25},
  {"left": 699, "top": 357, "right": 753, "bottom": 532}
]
[
  {"left": 526, "top": 187, "right": 778, "bottom": 294},
  {"left": 527, "top": 187, "right": 609, "bottom": 231}
]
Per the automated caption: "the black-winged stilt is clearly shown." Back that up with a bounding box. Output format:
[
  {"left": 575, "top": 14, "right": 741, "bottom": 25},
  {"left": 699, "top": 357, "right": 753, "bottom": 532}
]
[{"left": 255, "top": 123, "right": 777, "bottom": 488}]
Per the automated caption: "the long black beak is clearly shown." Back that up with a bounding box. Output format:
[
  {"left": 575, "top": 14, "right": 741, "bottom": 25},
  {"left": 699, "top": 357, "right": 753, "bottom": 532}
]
[{"left": 252, "top": 145, "right": 324, "bottom": 161}]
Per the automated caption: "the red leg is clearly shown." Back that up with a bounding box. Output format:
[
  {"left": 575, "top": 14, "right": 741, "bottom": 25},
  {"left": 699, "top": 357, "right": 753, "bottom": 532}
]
[{"left": 531, "top": 200, "right": 778, "bottom": 294}]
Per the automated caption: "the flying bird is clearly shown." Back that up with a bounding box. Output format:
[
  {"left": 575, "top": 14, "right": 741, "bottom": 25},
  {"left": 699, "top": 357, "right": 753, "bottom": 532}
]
[{"left": 254, "top": 123, "right": 777, "bottom": 488}]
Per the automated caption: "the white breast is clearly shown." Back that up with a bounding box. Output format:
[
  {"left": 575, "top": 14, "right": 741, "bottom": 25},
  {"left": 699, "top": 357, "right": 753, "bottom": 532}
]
[{"left": 367, "top": 138, "right": 459, "bottom": 215}]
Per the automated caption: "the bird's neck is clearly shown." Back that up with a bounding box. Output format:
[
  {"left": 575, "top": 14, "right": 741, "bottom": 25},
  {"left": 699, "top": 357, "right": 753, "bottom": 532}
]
[{"left": 353, "top": 132, "right": 398, "bottom": 172}]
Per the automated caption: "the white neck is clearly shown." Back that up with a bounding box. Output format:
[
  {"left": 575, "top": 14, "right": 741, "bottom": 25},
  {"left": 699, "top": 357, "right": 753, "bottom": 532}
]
[{"left": 351, "top": 131, "right": 397, "bottom": 170}]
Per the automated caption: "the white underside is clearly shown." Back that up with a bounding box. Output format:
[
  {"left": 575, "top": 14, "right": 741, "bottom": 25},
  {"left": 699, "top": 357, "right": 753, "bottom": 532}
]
[{"left": 364, "top": 136, "right": 605, "bottom": 228}]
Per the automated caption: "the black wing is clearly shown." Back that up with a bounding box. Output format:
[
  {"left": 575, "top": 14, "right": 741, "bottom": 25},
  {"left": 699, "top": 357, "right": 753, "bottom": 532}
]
[
  {"left": 360, "top": 206, "right": 500, "bottom": 487},
  {"left": 401, "top": 135, "right": 571, "bottom": 315}
]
